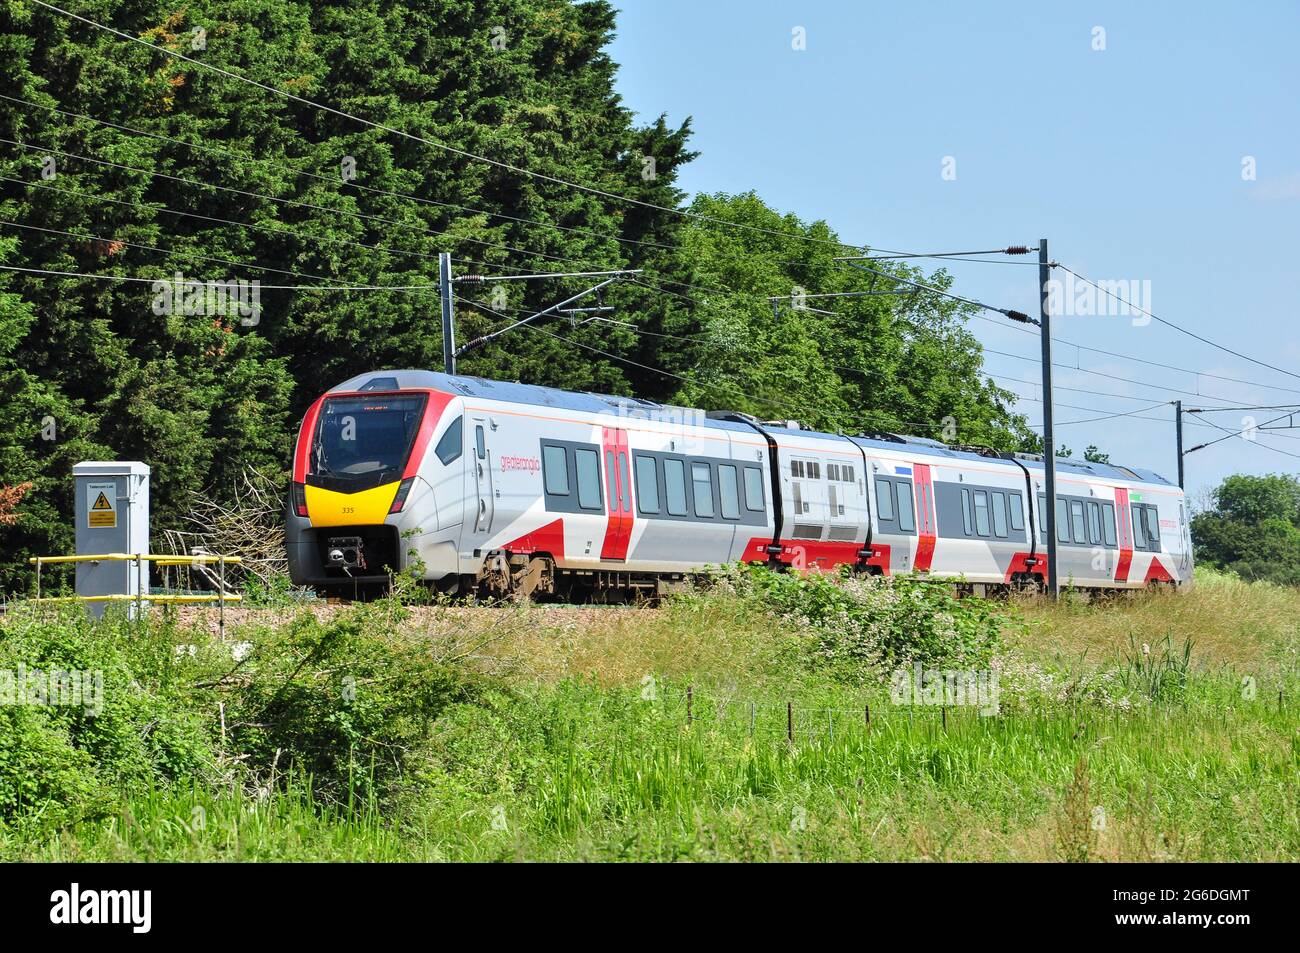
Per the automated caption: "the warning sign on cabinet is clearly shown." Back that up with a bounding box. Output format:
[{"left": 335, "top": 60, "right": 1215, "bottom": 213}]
[{"left": 87, "top": 482, "right": 117, "bottom": 528}]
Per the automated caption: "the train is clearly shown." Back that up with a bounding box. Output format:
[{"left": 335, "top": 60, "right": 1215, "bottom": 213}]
[{"left": 286, "top": 369, "right": 1193, "bottom": 598}]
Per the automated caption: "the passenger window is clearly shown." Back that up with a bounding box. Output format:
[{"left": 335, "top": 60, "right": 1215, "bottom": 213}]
[
  {"left": 475, "top": 425, "right": 486, "bottom": 460},
  {"left": 719, "top": 464, "right": 740, "bottom": 520},
  {"left": 1087, "top": 501, "right": 1102, "bottom": 545},
  {"left": 542, "top": 445, "right": 569, "bottom": 495},
  {"left": 1131, "top": 504, "right": 1147, "bottom": 549},
  {"left": 743, "top": 467, "right": 765, "bottom": 511},
  {"left": 792, "top": 460, "right": 804, "bottom": 478},
  {"left": 635, "top": 455, "right": 659, "bottom": 514},
  {"left": 844, "top": 465, "right": 854, "bottom": 482},
  {"left": 1070, "top": 501, "right": 1087, "bottom": 544},
  {"left": 961, "top": 488, "right": 973, "bottom": 535},
  {"left": 1009, "top": 493, "right": 1024, "bottom": 532},
  {"left": 897, "top": 482, "right": 915, "bottom": 533},
  {"left": 991, "top": 491, "right": 1008, "bottom": 538},
  {"left": 1056, "top": 499, "right": 1071, "bottom": 544},
  {"left": 1144, "top": 506, "right": 1161, "bottom": 551},
  {"left": 1102, "top": 503, "right": 1117, "bottom": 546},
  {"left": 973, "top": 490, "right": 991, "bottom": 537},
  {"left": 664, "top": 459, "right": 688, "bottom": 516},
  {"left": 574, "top": 448, "right": 602, "bottom": 510},
  {"left": 692, "top": 462, "right": 714, "bottom": 518},
  {"left": 435, "top": 416, "right": 463, "bottom": 465},
  {"left": 876, "top": 478, "right": 895, "bottom": 521}
]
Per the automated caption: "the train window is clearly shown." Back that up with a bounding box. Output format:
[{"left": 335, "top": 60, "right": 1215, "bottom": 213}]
[
  {"left": 876, "top": 478, "right": 896, "bottom": 521},
  {"left": 435, "top": 416, "right": 463, "bottom": 465},
  {"left": 1144, "top": 506, "right": 1161, "bottom": 551},
  {"left": 1102, "top": 503, "right": 1117, "bottom": 547},
  {"left": 1009, "top": 493, "right": 1025, "bottom": 532},
  {"left": 1131, "top": 503, "right": 1147, "bottom": 549},
  {"left": 1056, "top": 500, "right": 1071, "bottom": 544},
  {"left": 844, "top": 465, "right": 855, "bottom": 483},
  {"left": 542, "top": 445, "right": 569, "bottom": 496},
  {"left": 897, "top": 482, "right": 915, "bottom": 533},
  {"left": 973, "top": 490, "right": 991, "bottom": 537},
  {"left": 1087, "top": 501, "right": 1102, "bottom": 545},
  {"left": 719, "top": 465, "right": 740, "bottom": 520},
  {"left": 619, "top": 454, "right": 630, "bottom": 513},
  {"left": 634, "top": 455, "right": 659, "bottom": 514},
  {"left": 1069, "top": 501, "right": 1087, "bottom": 544},
  {"left": 692, "top": 462, "right": 714, "bottom": 518},
  {"left": 574, "top": 448, "right": 603, "bottom": 510},
  {"left": 960, "top": 488, "right": 973, "bottom": 535},
  {"left": 828, "top": 464, "right": 840, "bottom": 481},
  {"left": 664, "top": 459, "right": 688, "bottom": 516},
  {"left": 475, "top": 425, "right": 486, "bottom": 460},
  {"left": 744, "top": 467, "right": 765, "bottom": 511},
  {"left": 605, "top": 451, "right": 618, "bottom": 511},
  {"left": 791, "top": 460, "right": 805, "bottom": 478},
  {"left": 992, "top": 491, "right": 1008, "bottom": 538}
]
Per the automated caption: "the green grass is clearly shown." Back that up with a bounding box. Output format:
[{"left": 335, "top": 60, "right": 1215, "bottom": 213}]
[{"left": 3, "top": 566, "right": 1298, "bottom": 862}]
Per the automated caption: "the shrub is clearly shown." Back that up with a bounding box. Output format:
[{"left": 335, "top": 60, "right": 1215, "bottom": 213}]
[{"left": 699, "top": 565, "right": 1007, "bottom": 682}]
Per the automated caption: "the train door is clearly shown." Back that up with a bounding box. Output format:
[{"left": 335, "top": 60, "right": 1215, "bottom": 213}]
[
  {"left": 600, "top": 426, "right": 633, "bottom": 560},
  {"left": 789, "top": 455, "right": 826, "bottom": 539},
  {"left": 826, "top": 457, "right": 867, "bottom": 543},
  {"left": 471, "top": 417, "right": 495, "bottom": 537}
]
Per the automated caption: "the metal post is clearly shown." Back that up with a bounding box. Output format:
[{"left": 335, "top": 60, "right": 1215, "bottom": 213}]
[
  {"left": 1174, "top": 400, "right": 1184, "bottom": 488},
  {"left": 136, "top": 554, "right": 144, "bottom": 621},
  {"left": 35, "top": 557, "right": 41, "bottom": 602},
  {"left": 439, "top": 252, "right": 456, "bottom": 374},
  {"left": 218, "top": 555, "right": 226, "bottom": 641},
  {"left": 1039, "top": 239, "right": 1059, "bottom": 599}
]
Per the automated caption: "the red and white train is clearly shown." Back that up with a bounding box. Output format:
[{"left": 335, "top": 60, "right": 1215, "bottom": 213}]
[{"left": 286, "top": 370, "right": 1193, "bottom": 597}]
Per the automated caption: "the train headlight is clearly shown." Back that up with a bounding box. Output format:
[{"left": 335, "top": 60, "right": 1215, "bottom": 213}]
[{"left": 389, "top": 477, "right": 415, "bottom": 514}]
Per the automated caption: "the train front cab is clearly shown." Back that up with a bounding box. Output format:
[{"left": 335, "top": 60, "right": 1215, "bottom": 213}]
[{"left": 287, "top": 386, "right": 465, "bottom": 591}]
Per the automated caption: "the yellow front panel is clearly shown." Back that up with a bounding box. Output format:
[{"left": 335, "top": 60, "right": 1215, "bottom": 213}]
[{"left": 305, "top": 482, "right": 400, "bottom": 527}]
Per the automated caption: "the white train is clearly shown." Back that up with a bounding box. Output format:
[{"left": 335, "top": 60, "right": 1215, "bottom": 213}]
[{"left": 286, "top": 370, "right": 1193, "bottom": 597}]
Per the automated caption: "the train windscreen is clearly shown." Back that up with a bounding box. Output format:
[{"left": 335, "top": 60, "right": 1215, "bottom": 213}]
[{"left": 309, "top": 393, "right": 427, "bottom": 491}]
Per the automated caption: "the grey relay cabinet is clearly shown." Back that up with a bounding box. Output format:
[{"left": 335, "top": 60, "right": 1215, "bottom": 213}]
[{"left": 72, "top": 461, "right": 150, "bottom": 618}]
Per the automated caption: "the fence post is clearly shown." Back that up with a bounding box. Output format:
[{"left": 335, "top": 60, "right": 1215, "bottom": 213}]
[
  {"left": 864, "top": 703, "right": 870, "bottom": 728},
  {"left": 787, "top": 701, "right": 794, "bottom": 743},
  {"left": 749, "top": 701, "right": 755, "bottom": 737},
  {"left": 35, "top": 557, "right": 41, "bottom": 602},
  {"left": 218, "top": 555, "right": 226, "bottom": 641},
  {"left": 942, "top": 705, "right": 947, "bottom": 731},
  {"left": 686, "top": 684, "right": 693, "bottom": 726},
  {"left": 136, "top": 554, "right": 144, "bottom": 622}
]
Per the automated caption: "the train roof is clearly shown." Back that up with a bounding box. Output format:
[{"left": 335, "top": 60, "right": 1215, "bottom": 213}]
[{"left": 328, "top": 370, "right": 1175, "bottom": 488}]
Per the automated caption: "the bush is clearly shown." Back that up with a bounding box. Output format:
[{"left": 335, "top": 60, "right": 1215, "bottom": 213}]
[
  {"left": 216, "top": 605, "right": 484, "bottom": 807},
  {"left": 0, "top": 606, "right": 214, "bottom": 835},
  {"left": 699, "top": 565, "right": 1007, "bottom": 682}
]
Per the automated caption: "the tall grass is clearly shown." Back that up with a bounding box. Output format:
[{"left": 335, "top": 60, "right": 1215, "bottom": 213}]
[{"left": 4, "top": 566, "right": 1299, "bottom": 862}]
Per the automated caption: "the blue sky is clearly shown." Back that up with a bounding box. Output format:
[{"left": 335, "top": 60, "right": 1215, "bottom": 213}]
[{"left": 607, "top": 0, "right": 1300, "bottom": 503}]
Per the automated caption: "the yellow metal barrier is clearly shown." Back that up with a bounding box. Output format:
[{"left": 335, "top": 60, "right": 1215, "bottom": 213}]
[{"left": 27, "top": 552, "right": 243, "bottom": 634}]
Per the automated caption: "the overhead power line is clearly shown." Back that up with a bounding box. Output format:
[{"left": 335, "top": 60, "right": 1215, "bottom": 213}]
[{"left": 1053, "top": 263, "right": 1300, "bottom": 385}]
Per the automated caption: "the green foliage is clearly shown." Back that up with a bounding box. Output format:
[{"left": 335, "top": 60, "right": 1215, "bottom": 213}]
[
  {"left": 0, "top": 1, "right": 1035, "bottom": 592},
  {"left": 700, "top": 565, "right": 1006, "bottom": 680},
  {"left": 1192, "top": 473, "right": 1300, "bottom": 586},
  {"left": 0, "top": 606, "right": 213, "bottom": 835},
  {"left": 214, "top": 608, "right": 481, "bottom": 806}
]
